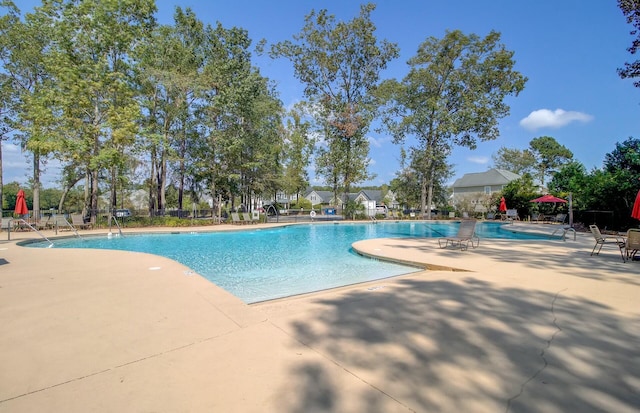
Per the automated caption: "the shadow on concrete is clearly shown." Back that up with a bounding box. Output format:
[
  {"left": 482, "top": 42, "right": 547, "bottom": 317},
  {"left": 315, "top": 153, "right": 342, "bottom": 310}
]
[
  {"left": 390, "top": 237, "right": 640, "bottom": 286},
  {"left": 283, "top": 277, "right": 640, "bottom": 412}
]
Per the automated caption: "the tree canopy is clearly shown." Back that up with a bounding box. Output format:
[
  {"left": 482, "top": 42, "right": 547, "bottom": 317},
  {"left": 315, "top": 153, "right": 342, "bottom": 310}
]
[
  {"left": 492, "top": 147, "right": 536, "bottom": 175},
  {"left": 528, "top": 136, "right": 574, "bottom": 186},
  {"left": 271, "top": 3, "right": 399, "bottom": 209},
  {"left": 618, "top": 0, "right": 640, "bottom": 87},
  {"left": 378, "top": 29, "right": 526, "bottom": 217}
]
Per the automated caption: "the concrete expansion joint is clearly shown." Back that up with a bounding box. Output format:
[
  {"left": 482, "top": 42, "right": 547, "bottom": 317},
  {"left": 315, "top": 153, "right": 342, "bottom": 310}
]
[
  {"left": 0, "top": 367, "right": 111, "bottom": 405},
  {"left": 268, "top": 320, "right": 418, "bottom": 413},
  {"left": 0, "top": 330, "right": 240, "bottom": 406},
  {"left": 504, "top": 288, "right": 567, "bottom": 413}
]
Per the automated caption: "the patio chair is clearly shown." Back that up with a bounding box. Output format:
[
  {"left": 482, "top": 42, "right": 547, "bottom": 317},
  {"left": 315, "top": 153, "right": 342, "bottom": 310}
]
[
  {"left": 625, "top": 228, "right": 640, "bottom": 261},
  {"left": 242, "top": 212, "right": 256, "bottom": 225},
  {"left": 438, "top": 219, "right": 479, "bottom": 251},
  {"left": 531, "top": 212, "right": 544, "bottom": 223},
  {"left": 552, "top": 213, "right": 567, "bottom": 224},
  {"left": 230, "top": 212, "right": 243, "bottom": 225},
  {"left": 34, "top": 215, "right": 51, "bottom": 230},
  {"left": 589, "top": 225, "right": 625, "bottom": 262},
  {"left": 71, "top": 213, "right": 92, "bottom": 230},
  {"left": 1, "top": 217, "right": 13, "bottom": 232},
  {"left": 50, "top": 215, "right": 71, "bottom": 231},
  {"left": 505, "top": 209, "right": 520, "bottom": 221}
]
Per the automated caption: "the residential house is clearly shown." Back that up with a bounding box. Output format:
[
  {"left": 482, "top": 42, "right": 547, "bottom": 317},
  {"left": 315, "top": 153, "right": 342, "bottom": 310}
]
[
  {"left": 304, "top": 188, "right": 398, "bottom": 215},
  {"left": 304, "top": 190, "right": 334, "bottom": 206},
  {"left": 353, "top": 189, "right": 399, "bottom": 216},
  {"left": 451, "top": 169, "right": 520, "bottom": 209}
]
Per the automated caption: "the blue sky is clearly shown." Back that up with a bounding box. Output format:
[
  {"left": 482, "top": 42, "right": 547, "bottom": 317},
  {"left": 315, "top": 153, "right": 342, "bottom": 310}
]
[{"left": 7, "top": 0, "right": 639, "bottom": 188}]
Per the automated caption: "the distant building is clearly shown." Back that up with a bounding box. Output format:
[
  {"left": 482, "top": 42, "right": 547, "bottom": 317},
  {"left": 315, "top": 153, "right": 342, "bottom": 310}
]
[
  {"left": 304, "top": 190, "right": 334, "bottom": 206},
  {"left": 451, "top": 169, "right": 520, "bottom": 207},
  {"left": 304, "top": 188, "right": 398, "bottom": 215}
]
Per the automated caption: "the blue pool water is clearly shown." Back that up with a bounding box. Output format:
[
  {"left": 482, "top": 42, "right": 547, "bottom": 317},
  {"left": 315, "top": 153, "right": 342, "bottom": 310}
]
[{"left": 30, "top": 221, "right": 548, "bottom": 303}]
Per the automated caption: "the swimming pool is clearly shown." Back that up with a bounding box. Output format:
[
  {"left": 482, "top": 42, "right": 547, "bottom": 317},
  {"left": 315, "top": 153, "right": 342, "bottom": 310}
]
[{"left": 29, "top": 221, "right": 549, "bottom": 303}]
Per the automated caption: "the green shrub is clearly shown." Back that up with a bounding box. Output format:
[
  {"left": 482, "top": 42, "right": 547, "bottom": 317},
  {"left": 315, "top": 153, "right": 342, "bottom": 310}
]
[
  {"left": 95, "top": 216, "right": 217, "bottom": 228},
  {"left": 290, "top": 198, "right": 312, "bottom": 210}
]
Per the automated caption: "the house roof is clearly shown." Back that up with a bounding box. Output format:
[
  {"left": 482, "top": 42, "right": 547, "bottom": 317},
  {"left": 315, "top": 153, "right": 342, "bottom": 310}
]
[
  {"left": 451, "top": 169, "right": 520, "bottom": 188},
  {"left": 305, "top": 190, "right": 334, "bottom": 199},
  {"left": 357, "top": 190, "right": 384, "bottom": 202},
  {"left": 305, "top": 189, "right": 391, "bottom": 204}
]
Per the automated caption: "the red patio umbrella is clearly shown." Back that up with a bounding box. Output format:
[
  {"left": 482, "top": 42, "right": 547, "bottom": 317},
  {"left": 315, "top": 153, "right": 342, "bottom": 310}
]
[
  {"left": 499, "top": 197, "right": 507, "bottom": 212},
  {"left": 530, "top": 194, "right": 567, "bottom": 204},
  {"left": 14, "top": 189, "right": 28, "bottom": 216},
  {"left": 632, "top": 189, "right": 640, "bottom": 220}
]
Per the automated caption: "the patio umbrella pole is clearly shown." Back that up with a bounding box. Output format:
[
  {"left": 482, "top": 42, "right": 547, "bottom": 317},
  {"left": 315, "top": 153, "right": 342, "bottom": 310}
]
[{"left": 569, "top": 193, "right": 573, "bottom": 227}]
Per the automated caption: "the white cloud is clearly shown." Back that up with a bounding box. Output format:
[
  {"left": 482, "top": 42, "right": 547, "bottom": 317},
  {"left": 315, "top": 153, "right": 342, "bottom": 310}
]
[
  {"left": 367, "top": 136, "right": 384, "bottom": 148},
  {"left": 467, "top": 156, "right": 489, "bottom": 164},
  {"left": 4, "top": 142, "right": 22, "bottom": 153},
  {"left": 520, "top": 108, "right": 593, "bottom": 131}
]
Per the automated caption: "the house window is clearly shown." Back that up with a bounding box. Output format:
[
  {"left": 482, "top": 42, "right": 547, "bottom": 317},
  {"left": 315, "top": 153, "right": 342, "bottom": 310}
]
[{"left": 484, "top": 186, "right": 491, "bottom": 194}]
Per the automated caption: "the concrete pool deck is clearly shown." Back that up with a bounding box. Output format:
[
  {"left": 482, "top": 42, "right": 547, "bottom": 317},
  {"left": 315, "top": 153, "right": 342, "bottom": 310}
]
[{"left": 0, "top": 222, "right": 638, "bottom": 412}]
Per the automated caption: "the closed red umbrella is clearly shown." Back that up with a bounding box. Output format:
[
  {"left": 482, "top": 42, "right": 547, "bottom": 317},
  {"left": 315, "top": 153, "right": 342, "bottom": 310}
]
[
  {"left": 632, "top": 190, "right": 640, "bottom": 220},
  {"left": 14, "top": 189, "right": 28, "bottom": 216},
  {"left": 499, "top": 197, "right": 507, "bottom": 212}
]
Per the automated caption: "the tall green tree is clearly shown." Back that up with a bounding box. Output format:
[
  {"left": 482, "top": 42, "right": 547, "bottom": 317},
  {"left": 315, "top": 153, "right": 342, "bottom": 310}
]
[
  {"left": 501, "top": 173, "right": 539, "bottom": 216},
  {"left": 529, "top": 136, "right": 573, "bottom": 186},
  {"left": 618, "top": 0, "right": 640, "bottom": 87},
  {"left": 0, "top": 1, "right": 21, "bottom": 215},
  {"left": 379, "top": 30, "right": 526, "bottom": 217},
  {"left": 281, "top": 104, "right": 314, "bottom": 202},
  {"left": 191, "top": 22, "right": 283, "bottom": 212},
  {"left": 272, "top": 3, "right": 399, "bottom": 211},
  {"left": 491, "top": 146, "right": 536, "bottom": 175},
  {"left": 43, "top": 0, "right": 156, "bottom": 220},
  {"left": 602, "top": 136, "right": 640, "bottom": 216},
  {"left": 548, "top": 160, "right": 588, "bottom": 210},
  {"left": 137, "top": 7, "right": 204, "bottom": 215},
  {"left": 390, "top": 147, "right": 452, "bottom": 213},
  {"left": 0, "top": 1, "right": 57, "bottom": 218}
]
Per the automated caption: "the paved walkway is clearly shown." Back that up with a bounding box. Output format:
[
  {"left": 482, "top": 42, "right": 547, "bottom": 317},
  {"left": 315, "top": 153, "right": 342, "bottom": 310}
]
[{"left": 0, "top": 222, "right": 638, "bottom": 412}]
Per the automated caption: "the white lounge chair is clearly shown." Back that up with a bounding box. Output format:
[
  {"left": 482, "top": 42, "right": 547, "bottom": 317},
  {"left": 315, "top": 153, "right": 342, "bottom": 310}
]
[
  {"left": 625, "top": 228, "right": 640, "bottom": 261},
  {"left": 242, "top": 212, "right": 256, "bottom": 225},
  {"left": 230, "top": 212, "right": 243, "bottom": 225},
  {"left": 552, "top": 213, "right": 567, "bottom": 224},
  {"left": 505, "top": 209, "right": 520, "bottom": 221},
  {"left": 589, "top": 225, "right": 625, "bottom": 262},
  {"left": 438, "top": 219, "right": 479, "bottom": 251},
  {"left": 71, "top": 214, "right": 92, "bottom": 229},
  {"left": 1, "top": 217, "right": 13, "bottom": 232}
]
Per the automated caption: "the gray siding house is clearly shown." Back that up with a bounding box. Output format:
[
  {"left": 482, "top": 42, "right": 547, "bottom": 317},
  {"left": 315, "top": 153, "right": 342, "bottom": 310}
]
[{"left": 451, "top": 169, "right": 520, "bottom": 206}]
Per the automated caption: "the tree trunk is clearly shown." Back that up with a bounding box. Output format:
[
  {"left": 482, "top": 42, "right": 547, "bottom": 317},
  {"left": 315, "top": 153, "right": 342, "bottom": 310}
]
[
  {"left": 90, "top": 169, "right": 99, "bottom": 221},
  {"left": 32, "top": 152, "right": 40, "bottom": 219},
  {"left": 149, "top": 146, "right": 157, "bottom": 215},
  {"left": 58, "top": 175, "right": 82, "bottom": 213},
  {"left": 426, "top": 181, "right": 434, "bottom": 220},
  {"left": 420, "top": 177, "right": 427, "bottom": 217},
  {"left": 156, "top": 142, "right": 167, "bottom": 215},
  {"left": 58, "top": 187, "right": 70, "bottom": 213},
  {"left": 82, "top": 170, "right": 89, "bottom": 217},
  {"left": 178, "top": 131, "right": 186, "bottom": 211},
  {"left": 110, "top": 166, "right": 117, "bottom": 210}
]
